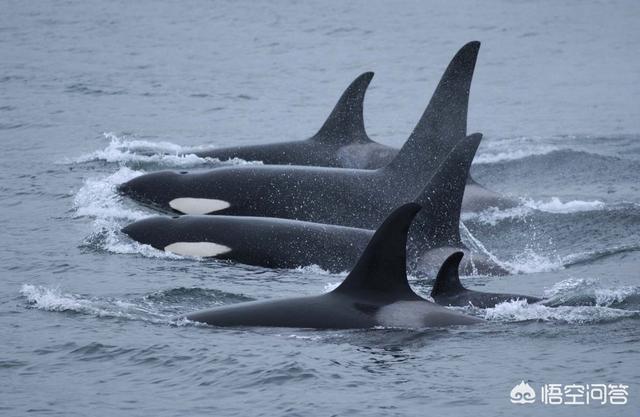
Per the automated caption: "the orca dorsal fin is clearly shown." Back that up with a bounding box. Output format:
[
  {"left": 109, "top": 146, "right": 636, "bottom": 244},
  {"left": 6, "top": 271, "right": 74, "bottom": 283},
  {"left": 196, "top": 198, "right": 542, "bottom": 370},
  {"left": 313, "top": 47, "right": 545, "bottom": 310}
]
[
  {"left": 384, "top": 41, "right": 480, "bottom": 176},
  {"left": 409, "top": 133, "right": 482, "bottom": 253},
  {"left": 431, "top": 252, "right": 466, "bottom": 296},
  {"left": 334, "top": 203, "right": 421, "bottom": 298},
  {"left": 311, "top": 72, "right": 374, "bottom": 145}
]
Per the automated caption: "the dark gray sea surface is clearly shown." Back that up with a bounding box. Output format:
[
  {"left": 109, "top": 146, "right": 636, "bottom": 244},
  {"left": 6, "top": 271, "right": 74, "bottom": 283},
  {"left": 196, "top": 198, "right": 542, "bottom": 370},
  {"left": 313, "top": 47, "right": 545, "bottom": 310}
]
[{"left": 1, "top": 1, "right": 639, "bottom": 416}]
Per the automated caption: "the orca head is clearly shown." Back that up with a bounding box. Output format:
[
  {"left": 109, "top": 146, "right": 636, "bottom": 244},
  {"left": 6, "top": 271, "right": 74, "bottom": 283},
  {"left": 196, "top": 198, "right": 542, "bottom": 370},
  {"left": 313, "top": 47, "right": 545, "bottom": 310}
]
[
  {"left": 122, "top": 215, "right": 232, "bottom": 258},
  {"left": 121, "top": 215, "right": 175, "bottom": 247},
  {"left": 118, "top": 170, "right": 185, "bottom": 212},
  {"left": 118, "top": 170, "right": 231, "bottom": 215}
]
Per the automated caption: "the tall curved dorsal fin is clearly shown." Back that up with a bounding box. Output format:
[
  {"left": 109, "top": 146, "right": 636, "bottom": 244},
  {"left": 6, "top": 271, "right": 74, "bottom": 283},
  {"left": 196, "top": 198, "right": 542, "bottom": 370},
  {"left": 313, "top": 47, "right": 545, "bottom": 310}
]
[
  {"left": 431, "top": 252, "right": 466, "bottom": 296},
  {"left": 384, "top": 41, "right": 480, "bottom": 176},
  {"left": 311, "top": 72, "right": 374, "bottom": 145},
  {"left": 409, "top": 133, "right": 483, "bottom": 253},
  {"left": 334, "top": 203, "right": 421, "bottom": 299}
]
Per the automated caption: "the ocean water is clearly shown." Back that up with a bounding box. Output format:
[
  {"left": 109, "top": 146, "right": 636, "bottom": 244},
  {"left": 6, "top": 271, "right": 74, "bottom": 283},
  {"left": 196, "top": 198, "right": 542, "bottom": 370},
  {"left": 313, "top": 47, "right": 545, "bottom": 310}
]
[{"left": 1, "top": 1, "right": 639, "bottom": 416}]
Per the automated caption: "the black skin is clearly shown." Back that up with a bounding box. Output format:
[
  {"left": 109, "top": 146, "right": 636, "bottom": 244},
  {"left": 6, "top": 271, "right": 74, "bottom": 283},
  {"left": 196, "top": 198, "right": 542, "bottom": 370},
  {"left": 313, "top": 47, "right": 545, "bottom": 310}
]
[
  {"left": 121, "top": 215, "right": 506, "bottom": 276},
  {"left": 194, "top": 138, "right": 398, "bottom": 170},
  {"left": 123, "top": 215, "right": 370, "bottom": 272},
  {"left": 194, "top": 72, "right": 397, "bottom": 170},
  {"left": 123, "top": 136, "right": 511, "bottom": 276},
  {"left": 119, "top": 165, "right": 398, "bottom": 228},
  {"left": 185, "top": 204, "right": 483, "bottom": 329}
]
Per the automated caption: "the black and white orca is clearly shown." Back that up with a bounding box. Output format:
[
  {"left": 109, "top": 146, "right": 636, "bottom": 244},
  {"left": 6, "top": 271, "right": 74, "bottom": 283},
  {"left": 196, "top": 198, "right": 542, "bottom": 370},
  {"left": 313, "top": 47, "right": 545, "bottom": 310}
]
[
  {"left": 120, "top": 42, "right": 490, "bottom": 223},
  {"left": 123, "top": 135, "right": 509, "bottom": 276},
  {"left": 193, "top": 72, "right": 397, "bottom": 170},
  {"left": 431, "top": 252, "right": 542, "bottom": 308},
  {"left": 184, "top": 203, "right": 484, "bottom": 329}
]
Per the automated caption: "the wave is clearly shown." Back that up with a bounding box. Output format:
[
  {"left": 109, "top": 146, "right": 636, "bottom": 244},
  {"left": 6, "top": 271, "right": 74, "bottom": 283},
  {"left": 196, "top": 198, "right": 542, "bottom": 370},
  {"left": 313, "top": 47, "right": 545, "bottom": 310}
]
[
  {"left": 561, "top": 244, "right": 640, "bottom": 268},
  {"left": 462, "top": 197, "right": 607, "bottom": 226},
  {"left": 73, "top": 166, "right": 148, "bottom": 220},
  {"left": 19, "top": 285, "right": 251, "bottom": 324},
  {"left": 475, "top": 278, "right": 640, "bottom": 324},
  {"left": 69, "top": 132, "right": 262, "bottom": 168},
  {"left": 499, "top": 249, "right": 563, "bottom": 274},
  {"left": 20, "top": 284, "right": 175, "bottom": 324},
  {"left": 293, "top": 264, "right": 348, "bottom": 277},
  {"left": 73, "top": 167, "right": 180, "bottom": 258},
  {"left": 482, "top": 299, "right": 638, "bottom": 324},
  {"left": 543, "top": 278, "right": 640, "bottom": 309},
  {"left": 476, "top": 139, "right": 560, "bottom": 164},
  {"left": 475, "top": 134, "right": 640, "bottom": 165},
  {"left": 522, "top": 197, "right": 606, "bottom": 214}
]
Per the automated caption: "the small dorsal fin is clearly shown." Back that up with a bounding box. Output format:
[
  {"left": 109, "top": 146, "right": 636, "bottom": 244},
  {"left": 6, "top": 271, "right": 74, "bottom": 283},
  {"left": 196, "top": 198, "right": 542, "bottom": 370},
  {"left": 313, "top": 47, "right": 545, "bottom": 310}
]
[
  {"left": 334, "top": 203, "right": 421, "bottom": 298},
  {"left": 384, "top": 41, "right": 480, "bottom": 176},
  {"left": 409, "top": 133, "right": 483, "bottom": 253},
  {"left": 431, "top": 252, "right": 466, "bottom": 296},
  {"left": 311, "top": 72, "right": 374, "bottom": 145}
]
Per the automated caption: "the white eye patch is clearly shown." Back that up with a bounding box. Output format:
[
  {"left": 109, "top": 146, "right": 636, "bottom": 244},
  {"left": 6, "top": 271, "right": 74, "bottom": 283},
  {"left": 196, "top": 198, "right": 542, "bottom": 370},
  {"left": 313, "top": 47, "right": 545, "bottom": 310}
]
[
  {"left": 164, "top": 242, "right": 232, "bottom": 258},
  {"left": 169, "top": 198, "right": 230, "bottom": 215}
]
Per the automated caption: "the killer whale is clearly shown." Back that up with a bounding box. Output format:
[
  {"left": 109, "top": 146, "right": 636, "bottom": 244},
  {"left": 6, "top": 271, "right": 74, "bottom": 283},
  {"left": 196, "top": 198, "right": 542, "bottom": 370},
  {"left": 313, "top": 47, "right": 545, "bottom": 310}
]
[
  {"left": 192, "top": 72, "right": 397, "bottom": 170},
  {"left": 123, "top": 135, "right": 509, "bottom": 276},
  {"left": 431, "top": 252, "right": 542, "bottom": 308},
  {"left": 120, "top": 42, "right": 482, "bottom": 225},
  {"left": 184, "top": 49, "right": 515, "bottom": 212},
  {"left": 185, "top": 203, "right": 483, "bottom": 329}
]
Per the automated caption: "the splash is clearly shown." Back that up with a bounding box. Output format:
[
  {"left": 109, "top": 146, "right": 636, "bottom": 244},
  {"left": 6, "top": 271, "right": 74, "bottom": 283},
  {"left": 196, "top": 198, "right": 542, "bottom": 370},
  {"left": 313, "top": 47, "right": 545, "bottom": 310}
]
[
  {"left": 20, "top": 284, "right": 168, "bottom": 322},
  {"left": 73, "top": 167, "right": 179, "bottom": 258},
  {"left": 19, "top": 284, "right": 241, "bottom": 325},
  {"left": 521, "top": 197, "right": 605, "bottom": 214},
  {"left": 322, "top": 282, "right": 341, "bottom": 293},
  {"left": 483, "top": 299, "right": 638, "bottom": 324},
  {"left": 462, "top": 197, "right": 607, "bottom": 226},
  {"left": 293, "top": 264, "right": 348, "bottom": 277},
  {"left": 475, "top": 136, "right": 560, "bottom": 164},
  {"left": 70, "top": 132, "right": 262, "bottom": 168},
  {"left": 500, "top": 249, "right": 563, "bottom": 274},
  {"left": 459, "top": 222, "right": 512, "bottom": 273},
  {"left": 73, "top": 166, "right": 147, "bottom": 220},
  {"left": 543, "top": 278, "right": 640, "bottom": 308},
  {"left": 475, "top": 144, "right": 559, "bottom": 164}
]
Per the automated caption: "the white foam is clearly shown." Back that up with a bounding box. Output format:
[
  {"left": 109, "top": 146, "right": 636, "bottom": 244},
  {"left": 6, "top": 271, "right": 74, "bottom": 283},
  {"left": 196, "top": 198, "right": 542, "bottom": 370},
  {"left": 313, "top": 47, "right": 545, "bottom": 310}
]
[
  {"left": 475, "top": 137, "right": 559, "bottom": 164},
  {"left": 462, "top": 206, "right": 533, "bottom": 226},
  {"left": 544, "top": 278, "right": 638, "bottom": 307},
  {"left": 21, "top": 284, "right": 87, "bottom": 312},
  {"left": 20, "top": 284, "right": 145, "bottom": 320},
  {"left": 594, "top": 287, "right": 638, "bottom": 307},
  {"left": 522, "top": 197, "right": 606, "bottom": 214},
  {"left": 73, "top": 167, "right": 181, "bottom": 259},
  {"left": 20, "top": 284, "right": 197, "bottom": 326},
  {"left": 500, "top": 249, "right": 563, "bottom": 274},
  {"left": 483, "top": 299, "right": 637, "bottom": 324},
  {"left": 293, "top": 264, "right": 347, "bottom": 277},
  {"left": 73, "top": 166, "right": 148, "bottom": 220},
  {"left": 70, "top": 132, "right": 263, "bottom": 167},
  {"left": 322, "top": 282, "right": 341, "bottom": 293},
  {"left": 462, "top": 197, "right": 607, "bottom": 226}
]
